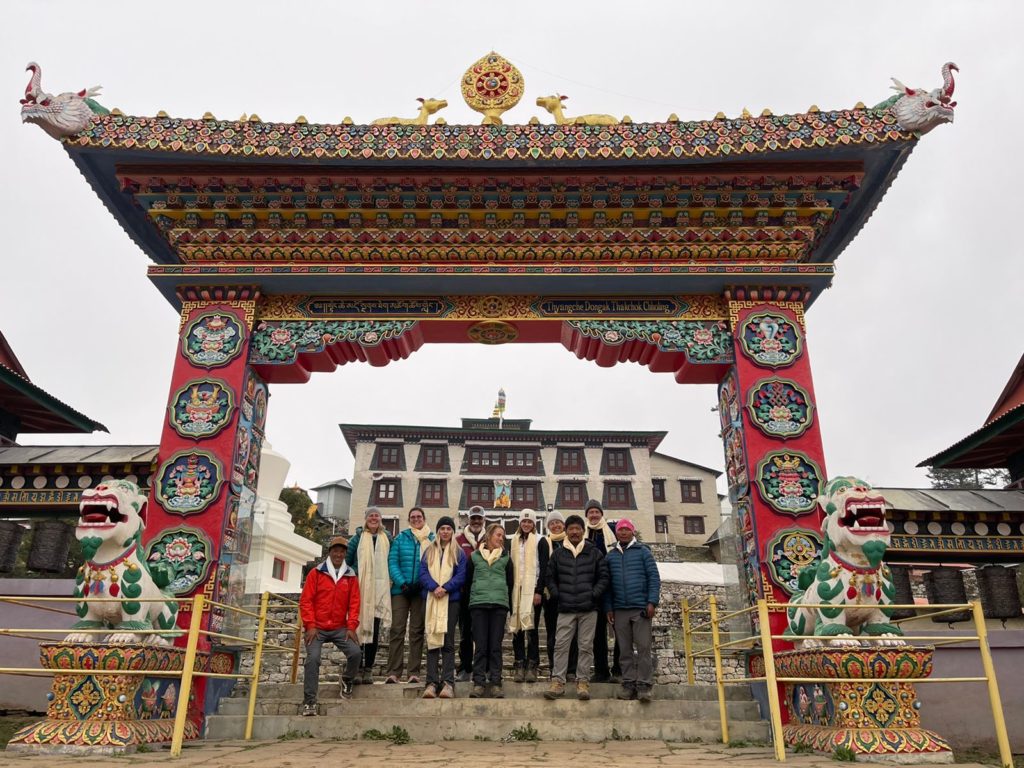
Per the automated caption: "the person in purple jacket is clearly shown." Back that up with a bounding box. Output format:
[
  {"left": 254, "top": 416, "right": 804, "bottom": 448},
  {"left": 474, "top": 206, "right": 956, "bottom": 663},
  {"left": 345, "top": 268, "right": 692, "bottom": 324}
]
[{"left": 418, "top": 516, "right": 467, "bottom": 698}]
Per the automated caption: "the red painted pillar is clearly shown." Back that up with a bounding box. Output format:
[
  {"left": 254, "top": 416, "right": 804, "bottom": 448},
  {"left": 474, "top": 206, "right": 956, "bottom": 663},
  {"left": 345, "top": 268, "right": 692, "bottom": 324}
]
[
  {"left": 720, "top": 299, "right": 827, "bottom": 643},
  {"left": 145, "top": 291, "right": 267, "bottom": 717}
]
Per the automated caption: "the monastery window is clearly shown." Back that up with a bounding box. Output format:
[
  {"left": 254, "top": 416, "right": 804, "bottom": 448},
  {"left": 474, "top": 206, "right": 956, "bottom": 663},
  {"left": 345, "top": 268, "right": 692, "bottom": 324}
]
[
  {"left": 372, "top": 479, "right": 403, "bottom": 507},
  {"left": 505, "top": 450, "right": 536, "bottom": 469},
  {"left": 652, "top": 479, "right": 666, "bottom": 502},
  {"left": 466, "top": 482, "right": 494, "bottom": 506},
  {"left": 556, "top": 447, "right": 586, "bottom": 474},
  {"left": 468, "top": 449, "right": 502, "bottom": 468},
  {"left": 372, "top": 444, "right": 405, "bottom": 471},
  {"left": 601, "top": 448, "right": 635, "bottom": 475},
  {"left": 466, "top": 448, "right": 540, "bottom": 474},
  {"left": 418, "top": 480, "right": 447, "bottom": 508},
  {"left": 272, "top": 558, "right": 287, "bottom": 581},
  {"left": 382, "top": 516, "right": 400, "bottom": 538},
  {"left": 511, "top": 482, "right": 542, "bottom": 510},
  {"left": 679, "top": 480, "right": 702, "bottom": 503},
  {"left": 603, "top": 481, "right": 636, "bottom": 510},
  {"left": 556, "top": 481, "right": 587, "bottom": 509},
  {"left": 417, "top": 445, "right": 449, "bottom": 471},
  {"left": 684, "top": 516, "right": 706, "bottom": 535},
  {"left": 655, "top": 515, "right": 669, "bottom": 534}
]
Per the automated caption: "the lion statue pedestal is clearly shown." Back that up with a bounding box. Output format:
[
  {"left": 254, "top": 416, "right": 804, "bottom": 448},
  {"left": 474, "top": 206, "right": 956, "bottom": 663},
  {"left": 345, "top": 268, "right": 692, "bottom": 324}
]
[
  {"left": 778, "top": 647, "right": 952, "bottom": 762},
  {"left": 6, "top": 643, "right": 202, "bottom": 754}
]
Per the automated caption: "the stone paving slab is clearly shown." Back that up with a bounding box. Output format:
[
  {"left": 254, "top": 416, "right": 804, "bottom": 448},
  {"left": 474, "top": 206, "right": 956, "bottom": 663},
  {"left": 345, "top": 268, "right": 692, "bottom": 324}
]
[{"left": 0, "top": 740, "right": 994, "bottom": 768}]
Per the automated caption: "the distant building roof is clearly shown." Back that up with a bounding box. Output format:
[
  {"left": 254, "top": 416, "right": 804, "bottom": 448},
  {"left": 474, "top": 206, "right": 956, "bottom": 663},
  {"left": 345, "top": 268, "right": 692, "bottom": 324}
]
[
  {"left": 0, "top": 331, "right": 108, "bottom": 438},
  {"left": 877, "top": 487, "right": 1024, "bottom": 515},
  {"left": 311, "top": 478, "right": 352, "bottom": 491},
  {"left": 651, "top": 451, "right": 723, "bottom": 478},
  {"left": 919, "top": 353, "right": 1024, "bottom": 476},
  {"left": 0, "top": 445, "right": 158, "bottom": 464}
]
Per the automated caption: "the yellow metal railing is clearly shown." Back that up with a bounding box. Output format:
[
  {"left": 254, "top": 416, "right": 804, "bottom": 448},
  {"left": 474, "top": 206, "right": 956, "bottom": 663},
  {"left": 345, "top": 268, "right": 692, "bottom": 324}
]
[
  {"left": 681, "top": 597, "right": 1013, "bottom": 767},
  {"left": 0, "top": 591, "right": 303, "bottom": 757}
]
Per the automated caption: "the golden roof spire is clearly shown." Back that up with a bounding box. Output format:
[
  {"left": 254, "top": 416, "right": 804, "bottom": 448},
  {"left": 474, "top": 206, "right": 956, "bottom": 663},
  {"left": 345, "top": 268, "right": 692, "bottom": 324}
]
[{"left": 461, "top": 51, "right": 524, "bottom": 125}]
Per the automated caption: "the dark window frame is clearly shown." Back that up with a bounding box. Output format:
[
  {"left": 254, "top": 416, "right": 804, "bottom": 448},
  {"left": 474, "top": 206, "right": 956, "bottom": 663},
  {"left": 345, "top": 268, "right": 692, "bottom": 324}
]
[
  {"left": 680, "top": 480, "right": 703, "bottom": 503},
  {"left": 603, "top": 481, "right": 637, "bottom": 510},
  {"left": 655, "top": 515, "right": 669, "bottom": 534},
  {"left": 556, "top": 481, "right": 587, "bottom": 509},
  {"left": 418, "top": 479, "right": 448, "bottom": 508},
  {"left": 555, "top": 447, "right": 587, "bottom": 474},
  {"left": 465, "top": 447, "right": 542, "bottom": 475},
  {"left": 371, "top": 443, "right": 406, "bottom": 471},
  {"left": 600, "top": 447, "right": 636, "bottom": 475},
  {"left": 371, "top": 478, "right": 403, "bottom": 507},
  {"left": 416, "top": 444, "right": 449, "bottom": 472},
  {"left": 683, "top": 515, "right": 706, "bottom": 535},
  {"left": 652, "top": 479, "right": 666, "bottom": 502}
]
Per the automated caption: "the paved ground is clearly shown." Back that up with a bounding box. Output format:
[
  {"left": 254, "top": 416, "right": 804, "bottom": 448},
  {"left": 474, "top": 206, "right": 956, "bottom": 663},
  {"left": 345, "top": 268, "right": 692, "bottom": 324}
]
[{"left": 0, "top": 739, "right": 991, "bottom": 767}]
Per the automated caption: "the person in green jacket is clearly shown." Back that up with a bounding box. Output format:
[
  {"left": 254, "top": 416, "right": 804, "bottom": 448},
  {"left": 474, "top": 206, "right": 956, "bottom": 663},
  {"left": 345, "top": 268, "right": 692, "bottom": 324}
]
[{"left": 467, "top": 523, "right": 513, "bottom": 698}]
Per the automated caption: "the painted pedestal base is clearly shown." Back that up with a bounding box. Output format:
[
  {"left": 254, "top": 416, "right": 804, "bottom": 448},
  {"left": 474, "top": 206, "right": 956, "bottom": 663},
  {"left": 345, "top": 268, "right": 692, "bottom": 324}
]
[
  {"left": 778, "top": 647, "right": 952, "bottom": 763},
  {"left": 6, "top": 643, "right": 201, "bottom": 755}
]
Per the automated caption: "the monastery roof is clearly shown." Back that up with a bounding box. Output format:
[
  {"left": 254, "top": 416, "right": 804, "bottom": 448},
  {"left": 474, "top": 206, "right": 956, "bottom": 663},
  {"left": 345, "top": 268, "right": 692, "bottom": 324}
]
[
  {"left": 339, "top": 422, "right": 667, "bottom": 455},
  {"left": 876, "top": 487, "right": 1024, "bottom": 515},
  {"left": 651, "top": 450, "right": 722, "bottom": 478},
  {"left": 0, "top": 362, "right": 108, "bottom": 437},
  {"left": 919, "top": 354, "right": 1024, "bottom": 472},
  {"left": 0, "top": 444, "right": 157, "bottom": 464},
  {"left": 310, "top": 478, "right": 352, "bottom": 491}
]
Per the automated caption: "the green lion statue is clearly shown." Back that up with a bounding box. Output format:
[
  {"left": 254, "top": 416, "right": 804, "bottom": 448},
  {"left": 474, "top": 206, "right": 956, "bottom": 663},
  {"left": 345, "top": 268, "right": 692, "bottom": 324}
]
[{"left": 785, "top": 476, "right": 904, "bottom": 648}]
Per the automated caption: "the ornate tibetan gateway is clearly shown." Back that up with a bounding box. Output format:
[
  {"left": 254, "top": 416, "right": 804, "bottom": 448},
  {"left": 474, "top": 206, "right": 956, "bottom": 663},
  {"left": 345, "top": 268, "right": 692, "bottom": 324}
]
[
  {"left": 168, "top": 379, "right": 235, "bottom": 439},
  {"left": 181, "top": 313, "right": 244, "bottom": 367},
  {"left": 747, "top": 378, "right": 814, "bottom": 438},
  {"left": 154, "top": 451, "right": 224, "bottom": 515},
  {"left": 739, "top": 312, "right": 802, "bottom": 368},
  {"left": 145, "top": 526, "right": 213, "bottom": 596},
  {"left": 755, "top": 451, "right": 822, "bottom": 516},
  {"left": 765, "top": 527, "right": 823, "bottom": 596}
]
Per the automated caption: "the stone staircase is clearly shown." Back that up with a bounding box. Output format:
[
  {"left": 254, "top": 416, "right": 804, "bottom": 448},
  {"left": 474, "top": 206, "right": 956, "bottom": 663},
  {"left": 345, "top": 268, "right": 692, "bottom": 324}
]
[{"left": 206, "top": 679, "right": 769, "bottom": 743}]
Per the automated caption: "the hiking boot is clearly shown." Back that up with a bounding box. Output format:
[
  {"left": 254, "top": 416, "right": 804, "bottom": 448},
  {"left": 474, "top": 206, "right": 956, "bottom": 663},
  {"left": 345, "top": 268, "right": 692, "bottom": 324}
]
[
  {"left": 421, "top": 684, "right": 437, "bottom": 699},
  {"left": 577, "top": 680, "right": 591, "bottom": 701},
  {"left": 490, "top": 683, "right": 504, "bottom": 699},
  {"left": 301, "top": 703, "right": 317, "bottom": 716},
  {"left": 470, "top": 684, "right": 486, "bottom": 698},
  {"left": 439, "top": 683, "right": 455, "bottom": 699},
  {"left": 512, "top": 663, "right": 526, "bottom": 683},
  {"left": 544, "top": 680, "right": 565, "bottom": 700},
  {"left": 340, "top": 678, "right": 354, "bottom": 699},
  {"left": 524, "top": 663, "right": 539, "bottom": 683},
  {"left": 638, "top": 687, "right": 653, "bottom": 704},
  {"left": 617, "top": 684, "right": 637, "bottom": 700},
  {"left": 456, "top": 669, "right": 472, "bottom": 683},
  {"left": 610, "top": 670, "right": 622, "bottom": 684},
  {"left": 384, "top": 675, "right": 400, "bottom": 684},
  {"left": 361, "top": 668, "right": 373, "bottom": 685}
]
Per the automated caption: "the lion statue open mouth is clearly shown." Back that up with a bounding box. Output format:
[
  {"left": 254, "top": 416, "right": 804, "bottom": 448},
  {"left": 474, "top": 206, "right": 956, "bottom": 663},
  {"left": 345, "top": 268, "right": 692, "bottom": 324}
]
[
  {"left": 785, "top": 476, "right": 905, "bottom": 648},
  {"left": 66, "top": 480, "right": 179, "bottom": 645}
]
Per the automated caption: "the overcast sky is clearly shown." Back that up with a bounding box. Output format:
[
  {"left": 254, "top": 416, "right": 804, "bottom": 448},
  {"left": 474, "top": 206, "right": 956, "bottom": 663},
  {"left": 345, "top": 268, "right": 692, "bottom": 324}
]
[{"left": 2, "top": 1, "right": 1021, "bottom": 496}]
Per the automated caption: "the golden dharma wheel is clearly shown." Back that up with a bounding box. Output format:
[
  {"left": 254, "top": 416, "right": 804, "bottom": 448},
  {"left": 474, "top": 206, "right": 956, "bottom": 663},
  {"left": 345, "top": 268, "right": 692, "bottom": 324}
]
[{"left": 461, "top": 52, "right": 524, "bottom": 125}]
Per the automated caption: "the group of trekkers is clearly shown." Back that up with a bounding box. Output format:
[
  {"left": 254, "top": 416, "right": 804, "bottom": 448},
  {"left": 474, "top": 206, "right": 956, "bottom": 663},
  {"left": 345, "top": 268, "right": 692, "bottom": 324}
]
[{"left": 298, "top": 500, "right": 661, "bottom": 715}]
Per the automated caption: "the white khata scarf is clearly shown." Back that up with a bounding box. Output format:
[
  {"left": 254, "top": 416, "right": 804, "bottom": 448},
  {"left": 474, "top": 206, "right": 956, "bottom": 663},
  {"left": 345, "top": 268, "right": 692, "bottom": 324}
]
[
  {"left": 587, "top": 517, "right": 616, "bottom": 553},
  {"left": 356, "top": 529, "right": 392, "bottom": 645},
  {"left": 411, "top": 524, "right": 432, "bottom": 548},
  {"left": 507, "top": 530, "right": 538, "bottom": 633},
  {"left": 480, "top": 546, "right": 503, "bottom": 566},
  {"left": 565, "top": 538, "right": 587, "bottom": 559},
  {"left": 460, "top": 526, "right": 483, "bottom": 551},
  {"left": 424, "top": 542, "right": 457, "bottom": 650}
]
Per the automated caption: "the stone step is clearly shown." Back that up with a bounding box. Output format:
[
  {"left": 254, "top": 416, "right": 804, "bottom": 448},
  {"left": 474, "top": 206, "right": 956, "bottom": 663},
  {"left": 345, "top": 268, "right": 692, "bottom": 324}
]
[
  {"left": 234, "top": 680, "right": 753, "bottom": 702},
  {"left": 216, "top": 693, "right": 761, "bottom": 720},
  {"left": 205, "top": 712, "right": 768, "bottom": 743}
]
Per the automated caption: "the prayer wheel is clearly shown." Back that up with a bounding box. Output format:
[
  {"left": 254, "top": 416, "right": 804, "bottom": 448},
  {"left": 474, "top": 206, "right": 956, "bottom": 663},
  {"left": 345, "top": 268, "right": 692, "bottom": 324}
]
[
  {"left": 975, "top": 565, "right": 1023, "bottom": 620},
  {"left": 888, "top": 564, "right": 916, "bottom": 620},
  {"left": 26, "top": 519, "right": 73, "bottom": 574},
  {"left": 923, "top": 567, "right": 971, "bottom": 623},
  {"left": 0, "top": 519, "right": 25, "bottom": 573}
]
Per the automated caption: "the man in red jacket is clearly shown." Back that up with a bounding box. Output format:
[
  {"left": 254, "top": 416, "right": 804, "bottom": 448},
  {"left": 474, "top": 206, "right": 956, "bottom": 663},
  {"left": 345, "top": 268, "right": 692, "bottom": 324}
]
[{"left": 300, "top": 536, "right": 361, "bottom": 715}]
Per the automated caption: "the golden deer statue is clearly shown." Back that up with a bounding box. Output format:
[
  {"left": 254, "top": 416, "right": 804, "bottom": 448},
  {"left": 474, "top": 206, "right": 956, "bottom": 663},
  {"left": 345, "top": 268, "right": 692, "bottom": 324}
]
[
  {"left": 372, "top": 97, "right": 448, "bottom": 125},
  {"left": 535, "top": 94, "right": 630, "bottom": 126}
]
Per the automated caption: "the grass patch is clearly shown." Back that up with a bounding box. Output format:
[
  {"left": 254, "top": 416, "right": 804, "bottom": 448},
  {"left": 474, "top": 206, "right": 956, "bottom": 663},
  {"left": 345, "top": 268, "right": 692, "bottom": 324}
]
[
  {"left": 832, "top": 746, "right": 857, "bottom": 762},
  {"left": 0, "top": 716, "right": 36, "bottom": 748},
  {"left": 792, "top": 741, "right": 814, "bottom": 754},
  {"left": 504, "top": 723, "right": 541, "bottom": 742},
  {"left": 361, "top": 726, "right": 411, "bottom": 745},
  {"left": 473, "top": 735, "right": 492, "bottom": 741},
  {"left": 954, "top": 748, "right": 1023, "bottom": 768},
  {"left": 278, "top": 729, "right": 313, "bottom": 741}
]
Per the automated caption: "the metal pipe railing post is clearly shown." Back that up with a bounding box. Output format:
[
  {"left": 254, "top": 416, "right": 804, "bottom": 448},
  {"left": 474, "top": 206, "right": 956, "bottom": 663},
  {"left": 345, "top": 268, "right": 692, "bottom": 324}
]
[
  {"left": 708, "top": 595, "right": 728, "bottom": 744},
  {"left": 244, "top": 591, "right": 270, "bottom": 740},
  {"left": 170, "top": 594, "right": 204, "bottom": 758},
  {"left": 291, "top": 612, "right": 303, "bottom": 685},
  {"left": 682, "top": 598, "right": 695, "bottom": 685},
  {"left": 756, "top": 599, "right": 786, "bottom": 762},
  {"left": 971, "top": 600, "right": 1012, "bottom": 768}
]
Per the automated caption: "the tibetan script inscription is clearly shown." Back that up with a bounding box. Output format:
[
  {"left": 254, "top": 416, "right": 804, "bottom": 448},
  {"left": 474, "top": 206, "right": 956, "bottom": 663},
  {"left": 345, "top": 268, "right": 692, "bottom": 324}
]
[
  {"left": 0, "top": 489, "right": 81, "bottom": 505},
  {"left": 889, "top": 535, "right": 1024, "bottom": 554},
  {"left": 531, "top": 298, "right": 688, "bottom": 317}
]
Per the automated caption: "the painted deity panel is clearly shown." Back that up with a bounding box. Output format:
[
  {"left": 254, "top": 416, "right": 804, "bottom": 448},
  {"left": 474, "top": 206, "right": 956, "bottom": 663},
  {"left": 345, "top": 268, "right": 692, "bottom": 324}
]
[
  {"left": 154, "top": 451, "right": 224, "bottom": 516},
  {"left": 168, "top": 379, "right": 235, "bottom": 439},
  {"left": 755, "top": 451, "right": 823, "bottom": 516},
  {"left": 145, "top": 526, "right": 214, "bottom": 596},
  {"left": 181, "top": 313, "right": 244, "bottom": 367},
  {"left": 747, "top": 378, "right": 814, "bottom": 438},
  {"left": 739, "top": 312, "right": 802, "bottom": 368}
]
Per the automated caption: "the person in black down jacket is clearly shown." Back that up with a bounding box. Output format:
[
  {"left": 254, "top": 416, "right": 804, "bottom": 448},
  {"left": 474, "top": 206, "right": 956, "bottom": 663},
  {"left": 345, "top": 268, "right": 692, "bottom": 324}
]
[
  {"left": 604, "top": 518, "right": 660, "bottom": 703},
  {"left": 543, "top": 514, "right": 609, "bottom": 702}
]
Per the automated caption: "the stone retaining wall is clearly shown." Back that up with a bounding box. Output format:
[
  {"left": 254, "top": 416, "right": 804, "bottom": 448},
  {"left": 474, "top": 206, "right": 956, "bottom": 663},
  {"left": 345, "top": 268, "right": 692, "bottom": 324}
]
[{"left": 234, "top": 580, "right": 747, "bottom": 694}]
